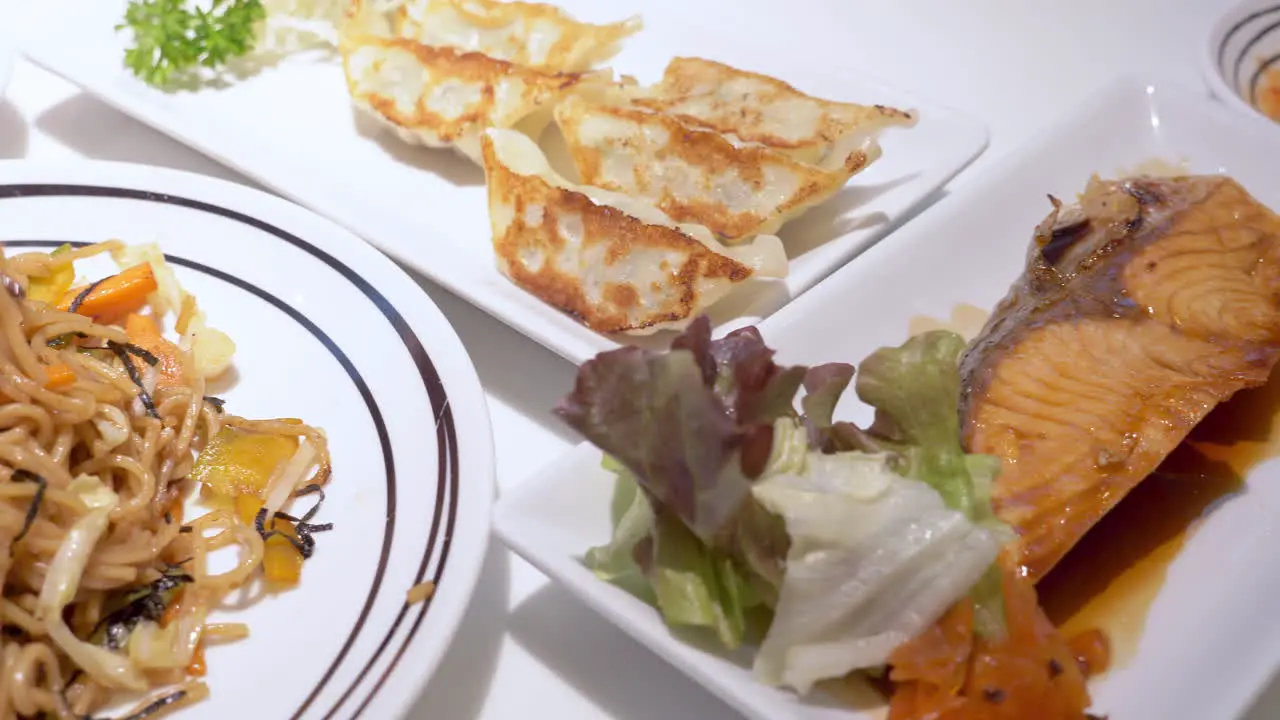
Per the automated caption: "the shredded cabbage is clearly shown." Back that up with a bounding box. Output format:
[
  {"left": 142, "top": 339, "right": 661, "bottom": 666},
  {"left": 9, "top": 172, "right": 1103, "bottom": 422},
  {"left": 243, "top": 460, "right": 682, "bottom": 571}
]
[
  {"left": 751, "top": 451, "right": 1001, "bottom": 693},
  {"left": 92, "top": 405, "right": 132, "bottom": 452},
  {"left": 128, "top": 605, "right": 206, "bottom": 670},
  {"left": 38, "top": 475, "right": 147, "bottom": 691},
  {"left": 262, "top": 441, "right": 319, "bottom": 515},
  {"left": 181, "top": 309, "right": 237, "bottom": 380}
]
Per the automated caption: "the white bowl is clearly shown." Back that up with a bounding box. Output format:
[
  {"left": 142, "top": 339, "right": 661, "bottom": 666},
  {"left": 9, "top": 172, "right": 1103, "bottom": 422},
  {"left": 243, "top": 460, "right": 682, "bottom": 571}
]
[{"left": 1205, "top": 0, "right": 1280, "bottom": 127}]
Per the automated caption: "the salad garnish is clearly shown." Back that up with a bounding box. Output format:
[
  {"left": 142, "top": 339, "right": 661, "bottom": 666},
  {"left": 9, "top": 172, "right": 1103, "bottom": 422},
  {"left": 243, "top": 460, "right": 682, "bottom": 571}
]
[{"left": 557, "top": 317, "right": 1010, "bottom": 693}]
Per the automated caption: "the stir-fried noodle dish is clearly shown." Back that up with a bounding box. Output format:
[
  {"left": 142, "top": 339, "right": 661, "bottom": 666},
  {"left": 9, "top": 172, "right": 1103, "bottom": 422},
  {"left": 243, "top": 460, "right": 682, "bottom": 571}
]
[{"left": 0, "top": 240, "right": 332, "bottom": 719}]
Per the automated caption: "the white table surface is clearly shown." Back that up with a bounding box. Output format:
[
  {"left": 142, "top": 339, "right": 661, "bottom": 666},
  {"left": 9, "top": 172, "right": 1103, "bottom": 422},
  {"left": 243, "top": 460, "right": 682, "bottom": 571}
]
[{"left": 6, "top": 0, "right": 1279, "bottom": 718}]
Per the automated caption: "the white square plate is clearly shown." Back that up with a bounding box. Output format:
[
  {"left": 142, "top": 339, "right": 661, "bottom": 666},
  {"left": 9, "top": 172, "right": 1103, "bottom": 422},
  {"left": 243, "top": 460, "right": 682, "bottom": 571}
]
[
  {"left": 493, "top": 76, "right": 1280, "bottom": 720},
  {"left": 20, "top": 0, "right": 987, "bottom": 364}
]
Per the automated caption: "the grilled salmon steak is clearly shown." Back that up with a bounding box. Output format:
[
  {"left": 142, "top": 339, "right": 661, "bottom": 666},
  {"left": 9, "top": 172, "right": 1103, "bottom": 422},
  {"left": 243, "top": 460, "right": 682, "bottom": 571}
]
[{"left": 960, "top": 175, "right": 1280, "bottom": 581}]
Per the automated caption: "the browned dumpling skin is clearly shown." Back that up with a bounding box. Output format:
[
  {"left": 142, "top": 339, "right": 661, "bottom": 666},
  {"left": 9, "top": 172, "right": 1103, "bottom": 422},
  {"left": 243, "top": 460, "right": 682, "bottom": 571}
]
[
  {"left": 340, "top": 30, "right": 604, "bottom": 163},
  {"left": 395, "top": 0, "right": 641, "bottom": 73},
  {"left": 339, "top": 0, "right": 635, "bottom": 163},
  {"left": 554, "top": 94, "right": 882, "bottom": 243},
  {"left": 479, "top": 128, "right": 787, "bottom": 334},
  {"left": 627, "top": 57, "right": 916, "bottom": 167}
]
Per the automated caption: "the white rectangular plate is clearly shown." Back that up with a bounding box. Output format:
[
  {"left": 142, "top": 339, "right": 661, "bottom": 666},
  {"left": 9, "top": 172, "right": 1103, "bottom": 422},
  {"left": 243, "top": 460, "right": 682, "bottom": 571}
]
[
  {"left": 493, "top": 76, "right": 1280, "bottom": 720},
  {"left": 20, "top": 0, "right": 987, "bottom": 364}
]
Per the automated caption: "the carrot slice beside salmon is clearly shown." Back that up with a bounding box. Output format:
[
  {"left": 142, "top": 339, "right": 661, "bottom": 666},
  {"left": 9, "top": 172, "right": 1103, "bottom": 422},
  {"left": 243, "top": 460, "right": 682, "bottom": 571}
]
[{"left": 887, "top": 562, "right": 1095, "bottom": 720}]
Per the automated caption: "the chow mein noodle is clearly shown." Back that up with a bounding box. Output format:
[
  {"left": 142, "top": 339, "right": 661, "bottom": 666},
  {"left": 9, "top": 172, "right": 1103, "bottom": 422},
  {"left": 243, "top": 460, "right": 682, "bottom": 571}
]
[{"left": 0, "top": 240, "right": 332, "bottom": 719}]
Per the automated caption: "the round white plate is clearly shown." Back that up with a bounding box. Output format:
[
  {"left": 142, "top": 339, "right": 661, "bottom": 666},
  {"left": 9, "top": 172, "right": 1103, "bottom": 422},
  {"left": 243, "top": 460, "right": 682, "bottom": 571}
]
[{"left": 0, "top": 160, "right": 494, "bottom": 720}]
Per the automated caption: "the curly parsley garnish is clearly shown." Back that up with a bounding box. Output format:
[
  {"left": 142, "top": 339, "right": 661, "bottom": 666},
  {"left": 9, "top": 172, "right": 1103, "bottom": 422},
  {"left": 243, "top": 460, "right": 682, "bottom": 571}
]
[{"left": 116, "top": 0, "right": 266, "bottom": 87}]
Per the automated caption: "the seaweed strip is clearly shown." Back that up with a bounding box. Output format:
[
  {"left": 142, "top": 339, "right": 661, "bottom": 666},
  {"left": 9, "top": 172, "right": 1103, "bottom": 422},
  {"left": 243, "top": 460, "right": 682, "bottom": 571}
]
[
  {"left": 108, "top": 341, "right": 159, "bottom": 367},
  {"left": 90, "top": 689, "right": 189, "bottom": 720},
  {"left": 294, "top": 483, "right": 325, "bottom": 498},
  {"left": 253, "top": 487, "right": 334, "bottom": 560},
  {"left": 90, "top": 571, "right": 193, "bottom": 651},
  {"left": 119, "top": 689, "right": 188, "bottom": 720},
  {"left": 253, "top": 507, "right": 270, "bottom": 539},
  {"left": 11, "top": 470, "right": 46, "bottom": 545},
  {"left": 47, "top": 332, "right": 86, "bottom": 350},
  {"left": 292, "top": 520, "right": 334, "bottom": 559},
  {"left": 111, "top": 344, "right": 160, "bottom": 419},
  {"left": 294, "top": 484, "right": 325, "bottom": 524}
]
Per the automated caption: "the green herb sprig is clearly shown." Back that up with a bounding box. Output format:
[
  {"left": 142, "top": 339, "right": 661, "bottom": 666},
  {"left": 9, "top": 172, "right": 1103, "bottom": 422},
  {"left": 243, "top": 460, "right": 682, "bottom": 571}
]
[{"left": 117, "top": 0, "right": 267, "bottom": 87}]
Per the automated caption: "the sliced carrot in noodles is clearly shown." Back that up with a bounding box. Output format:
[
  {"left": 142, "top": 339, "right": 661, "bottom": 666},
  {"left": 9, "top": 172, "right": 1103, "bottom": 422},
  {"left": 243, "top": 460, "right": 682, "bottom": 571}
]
[
  {"left": 887, "top": 562, "right": 1094, "bottom": 720},
  {"left": 186, "top": 639, "right": 207, "bottom": 677},
  {"left": 160, "top": 588, "right": 185, "bottom": 628},
  {"left": 57, "top": 262, "right": 157, "bottom": 324},
  {"left": 234, "top": 495, "right": 304, "bottom": 586},
  {"left": 42, "top": 363, "right": 76, "bottom": 389},
  {"left": 125, "top": 313, "right": 184, "bottom": 388}
]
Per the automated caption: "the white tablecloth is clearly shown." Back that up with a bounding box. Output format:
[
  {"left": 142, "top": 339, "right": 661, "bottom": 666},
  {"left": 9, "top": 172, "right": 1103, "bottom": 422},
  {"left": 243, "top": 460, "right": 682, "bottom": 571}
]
[{"left": 6, "top": 0, "right": 1277, "bottom": 717}]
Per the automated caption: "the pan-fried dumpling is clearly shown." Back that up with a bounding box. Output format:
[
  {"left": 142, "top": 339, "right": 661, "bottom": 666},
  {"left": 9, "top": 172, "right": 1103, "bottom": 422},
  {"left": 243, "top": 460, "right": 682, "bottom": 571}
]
[
  {"left": 554, "top": 94, "right": 882, "bottom": 242},
  {"left": 340, "top": 30, "right": 607, "bottom": 162},
  {"left": 395, "top": 0, "right": 642, "bottom": 73},
  {"left": 479, "top": 128, "right": 787, "bottom": 335},
  {"left": 627, "top": 57, "right": 916, "bottom": 168}
]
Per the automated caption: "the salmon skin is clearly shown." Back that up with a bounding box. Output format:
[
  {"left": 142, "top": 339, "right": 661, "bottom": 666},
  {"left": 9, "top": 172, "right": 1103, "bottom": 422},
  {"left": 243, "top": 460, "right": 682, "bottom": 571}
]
[{"left": 960, "top": 175, "right": 1280, "bottom": 582}]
